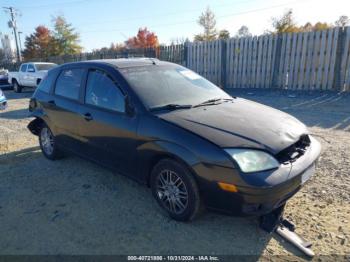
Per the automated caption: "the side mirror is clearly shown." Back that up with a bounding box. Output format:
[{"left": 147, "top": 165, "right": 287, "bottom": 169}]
[{"left": 125, "top": 95, "right": 135, "bottom": 116}]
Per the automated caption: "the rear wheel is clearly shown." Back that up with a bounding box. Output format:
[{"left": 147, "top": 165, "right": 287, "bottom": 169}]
[
  {"left": 13, "top": 81, "right": 22, "bottom": 93},
  {"left": 39, "top": 124, "right": 63, "bottom": 160},
  {"left": 150, "top": 159, "right": 202, "bottom": 221}
]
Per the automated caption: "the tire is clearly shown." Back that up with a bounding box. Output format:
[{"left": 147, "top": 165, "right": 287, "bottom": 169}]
[
  {"left": 38, "top": 123, "right": 63, "bottom": 160},
  {"left": 150, "top": 159, "right": 202, "bottom": 221},
  {"left": 13, "top": 81, "right": 22, "bottom": 93}
]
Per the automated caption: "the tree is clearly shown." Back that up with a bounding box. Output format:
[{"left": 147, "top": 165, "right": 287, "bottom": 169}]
[
  {"left": 125, "top": 27, "right": 159, "bottom": 49},
  {"left": 194, "top": 7, "right": 217, "bottom": 41},
  {"left": 335, "top": 15, "right": 350, "bottom": 28},
  {"left": 22, "top": 34, "right": 37, "bottom": 60},
  {"left": 300, "top": 22, "right": 332, "bottom": 32},
  {"left": 109, "top": 42, "right": 125, "bottom": 51},
  {"left": 301, "top": 22, "right": 313, "bottom": 32},
  {"left": 194, "top": 34, "right": 205, "bottom": 42},
  {"left": 313, "top": 22, "right": 332, "bottom": 31},
  {"left": 0, "top": 48, "right": 6, "bottom": 62},
  {"left": 270, "top": 9, "right": 335, "bottom": 34},
  {"left": 22, "top": 26, "right": 53, "bottom": 60},
  {"left": 218, "top": 29, "right": 230, "bottom": 40},
  {"left": 93, "top": 42, "right": 125, "bottom": 53},
  {"left": 271, "top": 9, "right": 300, "bottom": 33},
  {"left": 170, "top": 37, "right": 188, "bottom": 45},
  {"left": 51, "top": 15, "right": 82, "bottom": 56},
  {"left": 236, "top": 26, "right": 252, "bottom": 38}
]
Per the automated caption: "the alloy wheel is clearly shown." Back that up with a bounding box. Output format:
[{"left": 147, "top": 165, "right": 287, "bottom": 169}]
[
  {"left": 40, "top": 127, "right": 54, "bottom": 156},
  {"left": 156, "top": 169, "right": 188, "bottom": 214}
]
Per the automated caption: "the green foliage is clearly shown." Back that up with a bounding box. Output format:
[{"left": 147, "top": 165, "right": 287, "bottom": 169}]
[
  {"left": 23, "top": 16, "right": 82, "bottom": 60},
  {"left": 270, "top": 9, "right": 337, "bottom": 34},
  {"left": 300, "top": 22, "right": 332, "bottom": 32},
  {"left": 51, "top": 16, "right": 82, "bottom": 56},
  {"left": 271, "top": 9, "right": 300, "bottom": 33},
  {"left": 218, "top": 30, "right": 230, "bottom": 40}
]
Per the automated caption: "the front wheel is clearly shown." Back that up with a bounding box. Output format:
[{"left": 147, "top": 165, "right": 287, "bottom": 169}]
[
  {"left": 150, "top": 159, "right": 202, "bottom": 221},
  {"left": 39, "top": 124, "right": 63, "bottom": 160},
  {"left": 13, "top": 81, "right": 22, "bottom": 93}
]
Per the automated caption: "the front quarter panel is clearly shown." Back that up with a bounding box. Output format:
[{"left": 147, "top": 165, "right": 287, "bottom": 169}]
[{"left": 136, "top": 114, "right": 246, "bottom": 189}]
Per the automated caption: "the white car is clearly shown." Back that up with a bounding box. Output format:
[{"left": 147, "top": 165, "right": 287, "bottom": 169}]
[{"left": 8, "top": 62, "right": 57, "bottom": 93}]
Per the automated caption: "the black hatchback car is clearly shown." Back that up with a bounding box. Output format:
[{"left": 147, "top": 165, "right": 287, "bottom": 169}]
[{"left": 28, "top": 58, "right": 321, "bottom": 221}]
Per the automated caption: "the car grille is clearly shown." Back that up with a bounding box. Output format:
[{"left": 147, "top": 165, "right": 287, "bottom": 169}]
[{"left": 275, "top": 134, "right": 311, "bottom": 164}]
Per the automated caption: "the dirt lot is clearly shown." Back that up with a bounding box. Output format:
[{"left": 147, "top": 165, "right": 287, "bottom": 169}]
[{"left": 0, "top": 88, "right": 349, "bottom": 260}]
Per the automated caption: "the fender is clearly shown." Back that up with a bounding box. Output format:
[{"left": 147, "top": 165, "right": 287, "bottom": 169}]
[
  {"left": 136, "top": 140, "right": 200, "bottom": 185},
  {"left": 27, "top": 109, "right": 51, "bottom": 136}
]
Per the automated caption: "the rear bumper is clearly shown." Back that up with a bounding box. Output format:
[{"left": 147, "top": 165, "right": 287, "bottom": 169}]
[{"left": 203, "top": 136, "right": 321, "bottom": 216}]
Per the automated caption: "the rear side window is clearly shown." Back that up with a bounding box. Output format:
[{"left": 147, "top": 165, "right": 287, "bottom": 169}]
[
  {"left": 37, "top": 73, "right": 55, "bottom": 93},
  {"left": 85, "top": 70, "right": 125, "bottom": 112},
  {"left": 20, "top": 64, "right": 27, "bottom": 72},
  {"left": 27, "top": 64, "right": 35, "bottom": 72},
  {"left": 55, "top": 68, "right": 84, "bottom": 100}
]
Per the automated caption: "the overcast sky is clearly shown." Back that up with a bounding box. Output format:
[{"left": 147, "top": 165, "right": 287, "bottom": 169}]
[{"left": 0, "top": 0, "right": 349, "bottom": 51}]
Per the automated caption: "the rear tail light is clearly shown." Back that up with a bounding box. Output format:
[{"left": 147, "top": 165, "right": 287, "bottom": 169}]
[{"left": 29, "top": 98, "right": 37, "bottom": 112}]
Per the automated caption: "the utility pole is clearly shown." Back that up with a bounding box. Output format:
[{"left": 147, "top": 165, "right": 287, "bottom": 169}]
[
  {"left": 18, "top": 31, "right": 23, "bottom": 54},
  {"left": 3, "top": 7, "right": 21, "bottom": 62}
]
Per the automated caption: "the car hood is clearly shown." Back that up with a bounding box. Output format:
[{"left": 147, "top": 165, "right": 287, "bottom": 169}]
[{"left": 157, "top": 98, "right": 308, "bottom": 154}]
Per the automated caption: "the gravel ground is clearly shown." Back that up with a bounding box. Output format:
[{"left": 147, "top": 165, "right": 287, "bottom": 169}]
[{"left": 0, "top": 88, "right": 349, "bottom": 260}]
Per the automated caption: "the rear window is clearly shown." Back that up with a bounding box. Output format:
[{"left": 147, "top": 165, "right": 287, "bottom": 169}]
[
  {"left": 27, "top": 64, "right": 35, "bottom": 72},
  {"left": 36, "top": 63, "right": 57, "bottom": 71},
  {"left": 55, "top": 68, "right": 84, "bottom": 100}
]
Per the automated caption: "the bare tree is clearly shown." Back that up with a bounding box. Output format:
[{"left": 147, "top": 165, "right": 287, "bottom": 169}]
[
  {"left": 335, "top": 15, "right": 350, "bottom": 28},
  {"left": 236, "top": 26, "right": 252, "bottom": 38},
  {"left": 170, "top": 37, "right": 188, "bottom": 45},
  {"left": 0, "top": 48, "right": 6, "bottom": 62},
  {"left": 194, "top": 7, "right": 217, "bottom": 41},
  {"left": 271, "top": 9, "right": 300, "bottom": 33}
]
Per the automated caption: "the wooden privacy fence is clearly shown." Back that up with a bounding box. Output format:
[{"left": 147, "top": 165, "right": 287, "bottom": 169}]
[
  {"left": 187, "top": 40, "right": 223, "bottom": 86},
  {"left": 186, "top": 26, "right": 350, "bottom": 91},
  {"left": 7, "top": 26, "right": 350, "bottom": 91}
]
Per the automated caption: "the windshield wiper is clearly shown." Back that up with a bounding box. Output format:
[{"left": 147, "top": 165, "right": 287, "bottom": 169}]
[
  {"left": 149, "top": 103, "right": 192, "bottom": 112},
  {"left": 193, "top": 98, "right": 234, "bottom": 108}
]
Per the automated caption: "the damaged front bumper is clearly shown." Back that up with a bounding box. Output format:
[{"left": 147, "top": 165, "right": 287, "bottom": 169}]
[
  {"left": 204, "top": 135, "right": 321, "bottom": 216},
  {"left": 238, "top": 135, "right": 321, "bottom": 215}
]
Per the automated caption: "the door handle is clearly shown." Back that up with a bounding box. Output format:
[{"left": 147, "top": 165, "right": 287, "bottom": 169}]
[
  {"left": 83, "top": 113, "right": 93, "bottom": 121},
  {"left": 47, "top": 100, "right": 56, "bottom": 105}
]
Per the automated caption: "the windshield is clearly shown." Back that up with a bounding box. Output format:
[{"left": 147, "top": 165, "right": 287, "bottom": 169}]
[
  {"left": 35, "top": 63, "right": 57, "bottom": 71},
  {"left": 120, "top": 65, "right": 231, "bottom": 109}
]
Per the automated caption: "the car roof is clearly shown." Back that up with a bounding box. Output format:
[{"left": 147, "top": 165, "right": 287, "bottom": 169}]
[
  {"left": 32, "top": 62, "right": 56, "bottom": 64},
  {"left": 23, "top": 62, "right": 56, "bottom": 64},
  {"left": 60, "top": 58, "right": 174, "bottom": 69}
]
